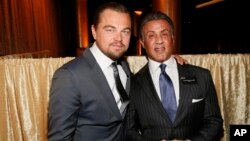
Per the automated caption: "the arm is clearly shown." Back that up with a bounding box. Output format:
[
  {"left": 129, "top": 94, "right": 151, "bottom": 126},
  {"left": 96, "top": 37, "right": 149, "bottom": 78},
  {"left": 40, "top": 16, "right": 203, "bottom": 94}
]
[
  {"left": 48, "top": 68, "right": 80, "bottom": 141},
  {"left": 191, "top": 70, "right": 223, "bottom": 141}
]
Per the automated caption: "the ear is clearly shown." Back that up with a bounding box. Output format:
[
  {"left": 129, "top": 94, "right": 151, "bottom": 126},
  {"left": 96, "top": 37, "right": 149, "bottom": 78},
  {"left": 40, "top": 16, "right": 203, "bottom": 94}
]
[
  {"left": 139, "top": 39, "right": 145, "bottom": 48},
  {"left": 91, "top": 25, "right": 96, "bottom": 40},
  {"left": 172, "top": 34, "right": 175, "bottom": 44}
]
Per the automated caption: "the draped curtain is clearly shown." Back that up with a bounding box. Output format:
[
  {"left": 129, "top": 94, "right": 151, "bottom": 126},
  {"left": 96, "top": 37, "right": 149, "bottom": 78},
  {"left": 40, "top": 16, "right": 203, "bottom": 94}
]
[
  {"left": 0, "top": 54, "right": 250, "bottom": 141},
  {"left": 0, "top": 0, "right": 60, "bottom": 56},
  {"left": 0, "top": 57, "right": 74, "bottom": 141}
]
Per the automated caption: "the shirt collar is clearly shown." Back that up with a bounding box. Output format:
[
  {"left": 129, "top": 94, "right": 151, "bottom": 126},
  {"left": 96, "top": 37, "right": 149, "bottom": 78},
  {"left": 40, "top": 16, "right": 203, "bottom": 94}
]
[
  {"left": 90, "top": 42, "right": 114, "bottom": 70},
  {"left": 148, "top": 56, "right": 176, "bottom": 73}
]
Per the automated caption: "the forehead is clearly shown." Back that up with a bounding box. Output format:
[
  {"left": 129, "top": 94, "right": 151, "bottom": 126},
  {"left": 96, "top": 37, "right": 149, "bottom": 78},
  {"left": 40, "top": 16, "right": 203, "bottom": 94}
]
[
  {"left": 143, "top": 19, "right": 171, "bottom": 32},
  {"left": 99, "top": 9, "right": 131, "bottom": 25}
]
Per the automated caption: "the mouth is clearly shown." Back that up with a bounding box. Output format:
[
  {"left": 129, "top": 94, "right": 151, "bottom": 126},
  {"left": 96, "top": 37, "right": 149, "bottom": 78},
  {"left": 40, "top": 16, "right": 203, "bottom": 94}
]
[
  {"left": 154, "top": 46, "right": 165, "bottom": 52},
  {"left": 111, "top": 43, "right": 124, "bottom": 49}
]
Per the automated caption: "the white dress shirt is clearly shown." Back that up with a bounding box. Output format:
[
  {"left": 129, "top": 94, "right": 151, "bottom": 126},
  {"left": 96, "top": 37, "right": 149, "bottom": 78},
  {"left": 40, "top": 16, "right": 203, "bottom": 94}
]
[
  {"left": 90, "top": 43, "right": 127, "bottom": 108},
  {"left": 148, "top": 56, "right": 180, "bottom": 106}
]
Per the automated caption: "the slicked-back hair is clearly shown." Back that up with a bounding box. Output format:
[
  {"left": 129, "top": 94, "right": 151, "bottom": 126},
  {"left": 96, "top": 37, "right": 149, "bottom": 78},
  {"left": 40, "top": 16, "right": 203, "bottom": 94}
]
[
  {"left": 92, "top": 2, "right": 131, "bottom": 28},
  {"left": 139, "top": 11, "right": 174, "bottom": 40}
]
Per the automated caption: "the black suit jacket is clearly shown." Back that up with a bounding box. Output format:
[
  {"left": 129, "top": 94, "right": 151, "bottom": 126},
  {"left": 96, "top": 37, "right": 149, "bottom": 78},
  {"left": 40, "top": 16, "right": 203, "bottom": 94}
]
[
  {"left": 48, "top": 48, "right": 131, "bottom": 141},
  {"left": 125, "top": 63, "right": 223, "bottom": 141}
]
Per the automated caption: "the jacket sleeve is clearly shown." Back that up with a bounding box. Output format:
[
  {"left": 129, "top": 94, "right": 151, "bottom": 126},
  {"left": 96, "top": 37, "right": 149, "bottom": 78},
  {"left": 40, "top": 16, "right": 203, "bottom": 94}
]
[{"left": 48, "top": 68, "right": 80, "bottom": 141}]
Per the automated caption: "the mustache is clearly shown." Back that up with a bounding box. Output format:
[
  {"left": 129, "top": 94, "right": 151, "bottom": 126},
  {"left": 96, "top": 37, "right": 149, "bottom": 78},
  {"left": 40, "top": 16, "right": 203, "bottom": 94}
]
[{"left": 110, "top": 42, "right": 125, "bottom": 47}]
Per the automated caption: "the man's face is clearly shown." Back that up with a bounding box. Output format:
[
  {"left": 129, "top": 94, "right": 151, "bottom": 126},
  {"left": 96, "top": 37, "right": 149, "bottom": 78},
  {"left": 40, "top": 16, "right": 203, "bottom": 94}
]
[
  {"left": 91, "top": 9, "right": 131, "bottom": 60},
  {"left": 140, "top": 19, "right": 174, "bottom": 62}
]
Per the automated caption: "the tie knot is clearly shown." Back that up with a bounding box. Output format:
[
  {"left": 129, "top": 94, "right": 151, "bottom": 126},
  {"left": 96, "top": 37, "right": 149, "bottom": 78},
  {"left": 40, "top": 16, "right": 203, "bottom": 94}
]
[
  {"left": 111, "top": 61, "right": 118, "bottom": 69},
  {"left": 111, "top": 62, "right": 119, "bottom": 77},
  {"left": 111, "top": 61, "right": 117, "bottom": 66},
  {"left": 160, "top": 64, "right": 166, "bottom": 74}
]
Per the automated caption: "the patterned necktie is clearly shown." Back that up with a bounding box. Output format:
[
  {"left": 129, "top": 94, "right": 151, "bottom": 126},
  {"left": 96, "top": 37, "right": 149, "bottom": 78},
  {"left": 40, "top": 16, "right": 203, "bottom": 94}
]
[
  {"left": 111, "top": 62, "right": 129, "bottom": 103},
  {"left": 159, "top": 64, "right": 177, "bottom": 123}
]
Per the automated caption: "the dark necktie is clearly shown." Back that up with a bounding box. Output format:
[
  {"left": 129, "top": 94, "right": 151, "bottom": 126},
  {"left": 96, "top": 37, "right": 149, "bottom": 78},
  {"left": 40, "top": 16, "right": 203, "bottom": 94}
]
[
  {"left": 111, "top": 62, "right": 129, "bottom": 103},
  {"left": 159, "top": 64, "right": 177, "bottom": 122}
]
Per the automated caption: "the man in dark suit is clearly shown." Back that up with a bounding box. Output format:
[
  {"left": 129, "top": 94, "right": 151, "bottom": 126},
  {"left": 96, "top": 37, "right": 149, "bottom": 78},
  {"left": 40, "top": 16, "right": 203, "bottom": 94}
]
[
  {"left": 48, "top": 2, "right": 132, "bottom": 141},
  {"left": 125, "top": 11, "right": 223, "bottom": 141}
]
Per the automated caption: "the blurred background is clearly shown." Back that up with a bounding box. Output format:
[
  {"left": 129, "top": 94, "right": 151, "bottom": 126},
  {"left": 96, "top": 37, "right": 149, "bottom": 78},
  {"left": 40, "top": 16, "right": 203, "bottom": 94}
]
[{"left": 1, "top": 0, "right": 249, "bottom": 57}]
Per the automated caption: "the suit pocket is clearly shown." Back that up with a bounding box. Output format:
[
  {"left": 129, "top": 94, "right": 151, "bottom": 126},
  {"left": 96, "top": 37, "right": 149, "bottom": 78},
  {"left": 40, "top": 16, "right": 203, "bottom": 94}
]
[{"left": 192, "top": 98, "right": 204, "bottom": 103}]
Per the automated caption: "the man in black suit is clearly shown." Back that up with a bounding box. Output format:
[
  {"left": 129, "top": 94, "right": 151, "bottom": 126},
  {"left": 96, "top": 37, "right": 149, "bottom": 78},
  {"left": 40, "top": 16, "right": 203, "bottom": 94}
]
[{"left": 125, "top": 11, "right": 223, "bottom": 141}]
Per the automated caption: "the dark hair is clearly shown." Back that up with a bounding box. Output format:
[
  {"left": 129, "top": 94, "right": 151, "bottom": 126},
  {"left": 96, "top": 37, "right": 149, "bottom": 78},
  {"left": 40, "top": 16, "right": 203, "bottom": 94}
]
[
  {"left": 139, "top": 11, "right": 174, "bottom": 39},
  {"left": 92, "top": 2, "right": 131, "bottom": 28}
]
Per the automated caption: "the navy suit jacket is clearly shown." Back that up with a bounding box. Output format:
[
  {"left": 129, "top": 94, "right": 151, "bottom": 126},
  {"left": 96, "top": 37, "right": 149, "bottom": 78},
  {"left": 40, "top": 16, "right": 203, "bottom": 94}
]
[
  {"left": 125, "top": 63, "right": 223, "bottom": 141},
  {"left": 48, "top": 48, "right": 131, "bottom": 141}
]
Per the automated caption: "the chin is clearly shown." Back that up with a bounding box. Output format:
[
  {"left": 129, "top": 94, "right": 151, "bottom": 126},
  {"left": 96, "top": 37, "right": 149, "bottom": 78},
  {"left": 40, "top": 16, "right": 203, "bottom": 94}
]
[
  {"left": 153, "top": 55, "right": 168, "bottom": 62},
  {"left": 112, "top": 54, "right": 123, "bottom": 60}
]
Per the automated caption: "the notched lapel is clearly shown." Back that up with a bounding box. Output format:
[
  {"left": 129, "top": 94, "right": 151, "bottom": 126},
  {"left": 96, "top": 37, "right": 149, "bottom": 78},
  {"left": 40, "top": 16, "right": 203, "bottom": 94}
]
[
  {"left": 90, "top": 58, "right": 122, "bottom": 119},
  {"left": 175, "top": 65, "right": 194, "bottom": 124},
  {"left": 138, "top": 66, "right": 160, "bottom": 103},
  {"left": 120, "top": 60, "right": 131, "bottom": 95}
]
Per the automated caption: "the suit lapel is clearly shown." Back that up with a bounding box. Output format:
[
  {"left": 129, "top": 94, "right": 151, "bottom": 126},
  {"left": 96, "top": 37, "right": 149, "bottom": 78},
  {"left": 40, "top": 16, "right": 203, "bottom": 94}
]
[
  {"left": 84, "top": 49, "right": 122, "bottom": 119},
  {"left": 174, "top": 64, "right": 191, "bottom": 124},
  {"left": 120, "top": 60, "right": 131, "bottom": 94}
]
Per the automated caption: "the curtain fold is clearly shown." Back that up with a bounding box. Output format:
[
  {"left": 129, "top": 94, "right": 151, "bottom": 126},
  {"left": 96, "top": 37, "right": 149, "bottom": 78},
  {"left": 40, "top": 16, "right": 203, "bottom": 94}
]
[
  {"left": 0, "top": 54, "right": 249, "bottom": 141},
  {"left": 0, "top": 58, "right": 74, "bottom": 141}
]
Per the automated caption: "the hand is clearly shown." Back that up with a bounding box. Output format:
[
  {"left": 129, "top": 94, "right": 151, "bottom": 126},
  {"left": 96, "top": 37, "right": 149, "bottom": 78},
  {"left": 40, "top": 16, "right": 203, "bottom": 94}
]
[{"left": 173, "top": 55, "right": 188, "bottom": 65}]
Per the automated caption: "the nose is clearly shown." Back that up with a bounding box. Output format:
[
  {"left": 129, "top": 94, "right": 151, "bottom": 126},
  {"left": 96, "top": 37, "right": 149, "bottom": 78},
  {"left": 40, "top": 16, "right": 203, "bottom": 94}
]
[
  {"left": 114, "top": 32, "right": 122, "bottom": 41},
  {"left": 156, "top": 35, "right": 163, "bottom": 44}
]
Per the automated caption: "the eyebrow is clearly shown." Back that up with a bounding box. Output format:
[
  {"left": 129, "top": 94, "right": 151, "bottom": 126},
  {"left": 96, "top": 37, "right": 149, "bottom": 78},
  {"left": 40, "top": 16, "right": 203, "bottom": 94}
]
[
  {"left": 123, "top": 27, "right": 131, "bottom": 31},
  {"left": 146, "top": 29, "right": 170, "bottom": 34},
  {"left": 161, "top": 29, "right": 171, "bottom": 33},
  {"left": 103, "top": 25, "right": 131, "bottom": 31},
  {"left": 103, "top": 25, "right": 115, "bottom": 29}
]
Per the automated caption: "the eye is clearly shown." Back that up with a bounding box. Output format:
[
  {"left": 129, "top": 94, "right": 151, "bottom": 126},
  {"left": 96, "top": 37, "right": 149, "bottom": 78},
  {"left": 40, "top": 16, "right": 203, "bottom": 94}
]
[
  {"left": 161, "top": 30, "right": 171, "bottom": 37},
  {"left": 147, "top": 33, "right": 156, "bottom": 39},
  {"left": 105, "top": 27, "right": 115, "bottom": 33},
  {"left": 121, "top": 30, "right": 131, "bottom": 36}
]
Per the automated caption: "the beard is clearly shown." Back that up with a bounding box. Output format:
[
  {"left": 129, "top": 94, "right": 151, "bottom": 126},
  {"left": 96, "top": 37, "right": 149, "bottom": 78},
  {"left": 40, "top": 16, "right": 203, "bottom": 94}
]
[{"left": 107, "top": 42, "right": 127, "bottom": 60}]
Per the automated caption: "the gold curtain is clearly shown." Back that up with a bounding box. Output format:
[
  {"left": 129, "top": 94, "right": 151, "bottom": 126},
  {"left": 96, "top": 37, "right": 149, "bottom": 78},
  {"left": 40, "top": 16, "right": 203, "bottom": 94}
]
[
  {"left": 0, "top": 54, "right": 250, "bottom": 141},
  {"left": 0, "top": 58, "right": 74, "bottom": 141}
]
